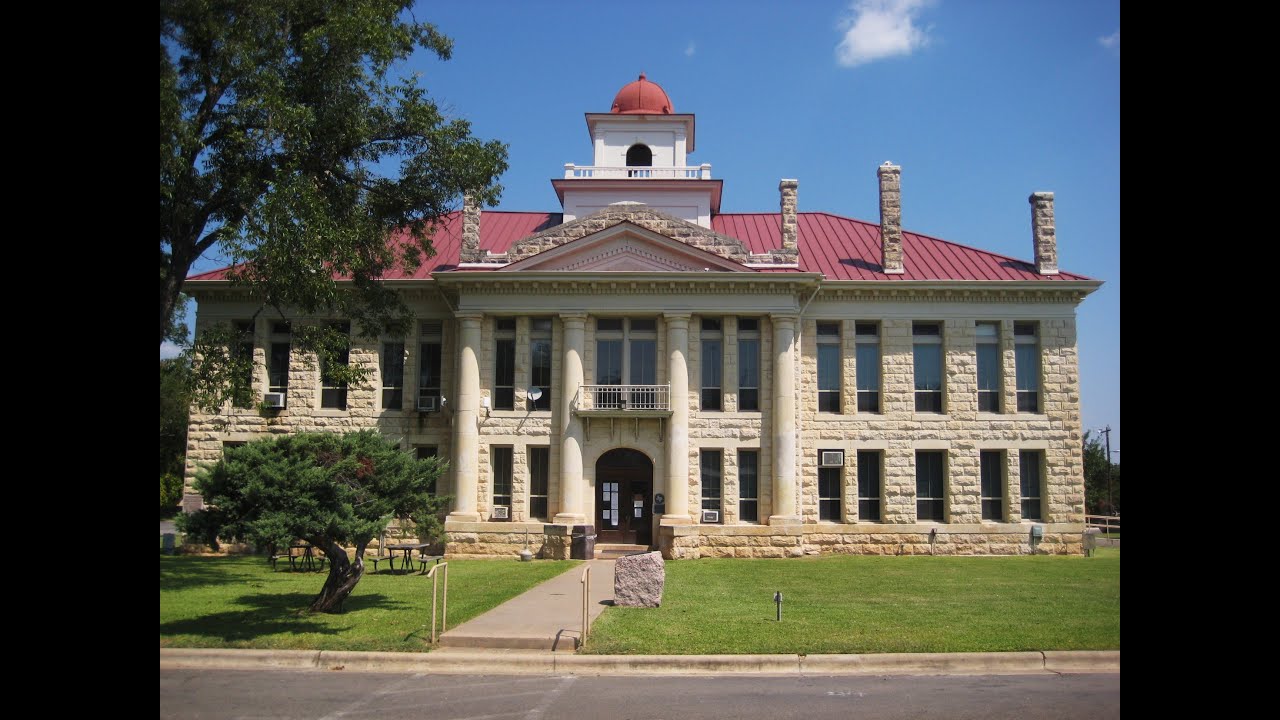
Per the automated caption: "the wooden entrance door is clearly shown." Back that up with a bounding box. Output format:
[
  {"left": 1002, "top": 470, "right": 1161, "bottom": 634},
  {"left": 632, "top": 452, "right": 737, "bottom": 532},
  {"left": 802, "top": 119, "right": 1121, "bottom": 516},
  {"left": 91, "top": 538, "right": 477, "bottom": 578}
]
[{"left": 596, "top": 449, "right": 653, "bottom": 546}]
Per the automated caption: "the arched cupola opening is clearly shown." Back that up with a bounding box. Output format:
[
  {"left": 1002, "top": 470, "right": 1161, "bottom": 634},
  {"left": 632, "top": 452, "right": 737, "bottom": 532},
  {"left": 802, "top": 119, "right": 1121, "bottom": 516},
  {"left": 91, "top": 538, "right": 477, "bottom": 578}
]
[{"left": 626, "top": 144, "right": 653, "bottom": 167}]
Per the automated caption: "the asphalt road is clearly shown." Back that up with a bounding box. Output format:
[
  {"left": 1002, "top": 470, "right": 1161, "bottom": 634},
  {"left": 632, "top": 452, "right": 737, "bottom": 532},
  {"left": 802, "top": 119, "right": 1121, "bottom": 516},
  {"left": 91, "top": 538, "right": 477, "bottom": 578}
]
[{"left": 160, "top": 669, "right": 1119, "bottom": 720}]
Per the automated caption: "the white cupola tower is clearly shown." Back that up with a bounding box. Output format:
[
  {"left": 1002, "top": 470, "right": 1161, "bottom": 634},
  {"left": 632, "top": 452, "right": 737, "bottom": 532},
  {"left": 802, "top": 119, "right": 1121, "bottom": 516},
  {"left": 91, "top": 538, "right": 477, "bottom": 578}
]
[{"left": 554, "top": 73, "right": 721, "bottom": 227}]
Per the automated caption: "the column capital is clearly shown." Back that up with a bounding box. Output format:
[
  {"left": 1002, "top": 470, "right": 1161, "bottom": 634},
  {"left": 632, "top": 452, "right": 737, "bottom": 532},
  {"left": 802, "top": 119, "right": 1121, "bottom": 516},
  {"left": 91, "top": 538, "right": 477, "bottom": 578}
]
[
  {"left": 771, "top": 314, "right": 797, "bottom": 328},
  {"left": 559, "top": 312, "right": 588, "bottom": 326},
  {"left": 456, "top": 311, "right": 484, "bottom": 323},
  {"left": 663, "top": 311, "right": 691, "bottom": 325}
]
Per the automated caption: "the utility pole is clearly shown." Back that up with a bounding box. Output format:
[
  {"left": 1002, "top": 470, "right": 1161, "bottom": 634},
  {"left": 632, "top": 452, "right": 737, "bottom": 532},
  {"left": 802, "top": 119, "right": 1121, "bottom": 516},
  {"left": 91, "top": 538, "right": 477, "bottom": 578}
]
[{"left": 1099, "top": 425, "right": 1113, "bottom": 514}]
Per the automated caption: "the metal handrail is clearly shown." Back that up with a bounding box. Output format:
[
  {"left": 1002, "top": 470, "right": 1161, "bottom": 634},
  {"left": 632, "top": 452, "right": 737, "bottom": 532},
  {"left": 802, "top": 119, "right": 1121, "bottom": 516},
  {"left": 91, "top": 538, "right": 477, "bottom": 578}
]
[
  {"left": 425, "top": 562, "right": 449, "bottom": 643},
  {"left": 580, "top": 564, "right": 591, "bottom": 648}
]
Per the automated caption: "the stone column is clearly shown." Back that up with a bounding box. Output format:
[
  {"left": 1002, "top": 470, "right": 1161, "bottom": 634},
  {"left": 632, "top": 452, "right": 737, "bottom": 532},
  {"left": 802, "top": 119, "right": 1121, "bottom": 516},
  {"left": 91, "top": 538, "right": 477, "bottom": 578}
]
[
  {"left": 554, "top": 313, "right": 587, "bottom": 524},
  {"left": 664, "top": 312, "right": 691, "bottom": 522},
  {"left": 770, "top": 314, "right": 800, "bottom": 524},
  {"left": 448, "top": 312, "right": 483, "bottom": 521}
]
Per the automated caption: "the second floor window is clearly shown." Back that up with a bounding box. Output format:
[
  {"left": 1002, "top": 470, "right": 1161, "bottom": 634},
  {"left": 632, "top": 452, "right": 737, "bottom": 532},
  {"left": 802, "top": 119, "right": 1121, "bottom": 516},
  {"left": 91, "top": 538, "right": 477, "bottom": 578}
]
[
  {"left": 233, "top": 320, "right": 255, "bottom": 408},
  {"left": 530, "top": 318, "right": 553, "bottom": 411},
  {"left": 268, "top": 321, "right": 291, "bottom": 407},
  {"left": 738, "top": 318, "right": 760, "bottom": 411},
  {"left": 1015, "top": 322, "right": 1040, "bottom": 413},
  {"left": 701, "top": 317, "right": 722, "bottom": 411},
  {"left": 494, "top": 318, "right": 516, "bottom": 410},
  {"left": 595, "top": 318, "right": 657, "bottom": 408},
  {"left": 419, "top": 320, "right": 443, "bottom": 406},
  {"left": 913, "top": 322, "right": 943, "bottom": 413},
  {"left": 977, "top": 322, "right": 1001, "bottom": 413},
  {"left": 381, "top": 342, "right": 405, "bottom": 410},
  {"left": 855, "top": 322, "right": 880, "bottom": 413},
  {"left": 320, "top": 321, "right": 350, "bottom": 410},
  {"left": 817, "top": 321, "right": 841, "bottom": 413}
]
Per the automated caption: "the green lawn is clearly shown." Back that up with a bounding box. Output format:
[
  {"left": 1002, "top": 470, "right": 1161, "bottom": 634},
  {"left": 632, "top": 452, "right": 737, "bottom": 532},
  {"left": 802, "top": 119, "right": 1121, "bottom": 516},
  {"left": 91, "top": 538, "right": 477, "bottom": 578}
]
[
  {"left": 585, "top": 549, "right": 1120, "bottom": 655},
  {"left": 160, "top": 555, "right": 580, "bottom": 652}
]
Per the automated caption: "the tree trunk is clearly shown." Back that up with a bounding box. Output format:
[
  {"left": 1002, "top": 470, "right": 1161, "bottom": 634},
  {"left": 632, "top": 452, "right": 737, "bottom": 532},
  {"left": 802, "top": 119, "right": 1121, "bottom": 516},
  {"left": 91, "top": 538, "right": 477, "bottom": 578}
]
[{"left": 309, "top": 540, "right": 366, "bottom": 613}]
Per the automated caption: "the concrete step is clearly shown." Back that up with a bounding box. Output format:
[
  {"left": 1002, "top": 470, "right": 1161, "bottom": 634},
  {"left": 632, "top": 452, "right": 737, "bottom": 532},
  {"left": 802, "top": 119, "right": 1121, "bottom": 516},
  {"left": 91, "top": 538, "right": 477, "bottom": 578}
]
[{"left": 595, "top": 544, "right": 649, "bottom": 559}]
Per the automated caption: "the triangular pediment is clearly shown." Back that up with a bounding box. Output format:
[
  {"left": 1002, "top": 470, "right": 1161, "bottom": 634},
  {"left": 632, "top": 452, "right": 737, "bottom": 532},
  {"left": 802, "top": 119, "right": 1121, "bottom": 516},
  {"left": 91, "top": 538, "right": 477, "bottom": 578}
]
[{"left": 501, "top": 222, "right": 751, "bottom": 272}]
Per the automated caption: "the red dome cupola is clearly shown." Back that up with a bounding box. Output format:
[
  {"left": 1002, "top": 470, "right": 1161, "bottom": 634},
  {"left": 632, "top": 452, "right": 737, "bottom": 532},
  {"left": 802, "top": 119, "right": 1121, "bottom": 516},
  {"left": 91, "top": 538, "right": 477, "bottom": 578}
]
[{"left": 610, "top": 73, "right": 673, "bottom": 114}]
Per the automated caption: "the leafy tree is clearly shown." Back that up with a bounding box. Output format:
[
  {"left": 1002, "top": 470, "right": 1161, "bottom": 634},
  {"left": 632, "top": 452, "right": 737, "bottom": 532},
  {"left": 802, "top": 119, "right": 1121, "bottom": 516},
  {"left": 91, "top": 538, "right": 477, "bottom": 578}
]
[
  {"left": 179, "top": 430, "right": 448, "bottom": 613},
  {"left": 160, "top": 358, "right": 193, "bottom": 516},
  {"left": 1083, "top": 430, "right": 1120, "bottom": 515},
  {"left": 160, "top": 0, "right": 509, "bottom": 408}
]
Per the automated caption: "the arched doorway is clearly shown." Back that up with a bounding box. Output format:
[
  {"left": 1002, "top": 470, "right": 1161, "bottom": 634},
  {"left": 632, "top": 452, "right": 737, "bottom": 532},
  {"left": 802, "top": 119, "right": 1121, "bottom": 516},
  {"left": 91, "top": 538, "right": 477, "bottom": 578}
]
[{"left": 596, "top": 448, "right": 653, "bottom": 546}]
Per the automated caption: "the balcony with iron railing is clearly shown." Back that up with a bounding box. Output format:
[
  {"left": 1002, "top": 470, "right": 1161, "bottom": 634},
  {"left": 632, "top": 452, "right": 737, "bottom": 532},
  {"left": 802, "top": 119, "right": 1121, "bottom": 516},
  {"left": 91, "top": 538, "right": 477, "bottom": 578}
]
[
  {"left": 575, "top": 384, "right": 672, "bottom": 416},
  {"left": 563, "top": 164, "right": 712, "bottom": 180}
]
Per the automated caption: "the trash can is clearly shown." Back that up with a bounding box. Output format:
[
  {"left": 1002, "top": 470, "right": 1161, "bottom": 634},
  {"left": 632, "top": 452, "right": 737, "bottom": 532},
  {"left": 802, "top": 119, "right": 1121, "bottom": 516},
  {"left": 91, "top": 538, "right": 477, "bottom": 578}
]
[
  {"left": 570, "top": 524, "right": 596, "bottom": 560},
  {"left": 162, "top": 533, "right": 176, "bottom": 555}
]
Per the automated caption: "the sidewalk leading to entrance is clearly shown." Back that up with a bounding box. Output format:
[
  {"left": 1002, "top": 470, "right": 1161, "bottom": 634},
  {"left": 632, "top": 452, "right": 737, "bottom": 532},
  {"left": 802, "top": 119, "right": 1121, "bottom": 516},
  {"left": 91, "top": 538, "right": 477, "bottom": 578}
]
[{"left": 438, "top": 559, "right": 615, "bottom": 652}]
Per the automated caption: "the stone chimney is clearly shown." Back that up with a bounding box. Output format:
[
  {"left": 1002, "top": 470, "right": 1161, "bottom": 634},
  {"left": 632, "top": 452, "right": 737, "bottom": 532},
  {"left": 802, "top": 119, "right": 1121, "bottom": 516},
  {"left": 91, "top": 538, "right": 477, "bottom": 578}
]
[
  {"left": 877, "top": 162, "right": 904, "bottom": 274},
  {"left": 1029, "top": 191, "right": 1058, "bottom": 275},
  {"left": 779, "top": 179, "right": 798, "bottom": 253},
  {"left": 460, "top": 192, "right": 482, "bottom": 263}
]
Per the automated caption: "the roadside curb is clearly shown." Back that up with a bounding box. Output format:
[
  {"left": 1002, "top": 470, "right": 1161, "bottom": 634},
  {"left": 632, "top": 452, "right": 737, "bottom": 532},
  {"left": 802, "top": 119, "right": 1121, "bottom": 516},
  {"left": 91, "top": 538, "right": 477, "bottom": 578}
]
[{"left": 160, "top": 648, "right": 1118, "bottom": 676}]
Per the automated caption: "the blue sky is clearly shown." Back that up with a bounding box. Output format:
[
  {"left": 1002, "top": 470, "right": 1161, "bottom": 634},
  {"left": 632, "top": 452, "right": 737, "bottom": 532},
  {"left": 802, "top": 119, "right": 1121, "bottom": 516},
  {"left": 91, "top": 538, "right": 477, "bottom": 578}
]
[{"left": 170, "top": 0, "right": 1119, "bottom": 454}]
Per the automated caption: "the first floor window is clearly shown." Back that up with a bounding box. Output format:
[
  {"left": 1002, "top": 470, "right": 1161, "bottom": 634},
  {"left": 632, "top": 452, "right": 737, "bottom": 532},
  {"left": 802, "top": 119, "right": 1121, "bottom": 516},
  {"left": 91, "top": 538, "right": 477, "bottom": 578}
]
[
  {"left": 916, "top": 450, "right": 946, "bottom": 522},
  {"left": 1020, "top": 450, "right": 1043, "bottom": 520},
  {"left": 980, "top": 451, "right": 1004, "bottom": 521},
  {"left": 738, "top": 450, "right": 759, "bottom": 522},
  {"left": 529, "top": 447, "right": 549, "bottom": 520},
  {"left": 857, "top": 451, "right": 881, "bottom": 522},
  {"left": 492, "top": 447, "right": 513, "bottom": 510},
  {"left": 701, "top": 450, "right": 722, "bottom": 519},
  {"left": 416, "top": 446, "right": 439, "bottom": 494},
  {"left": 818, "top": 457, "right": 842, "bottom": 522}
]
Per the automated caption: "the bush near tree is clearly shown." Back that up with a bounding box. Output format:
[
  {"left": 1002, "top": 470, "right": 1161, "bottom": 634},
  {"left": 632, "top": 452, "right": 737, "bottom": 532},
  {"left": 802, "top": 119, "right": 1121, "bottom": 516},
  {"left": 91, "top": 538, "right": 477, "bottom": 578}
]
[{"left": 179, "top": 430, "right": 448, "bottom": 613}]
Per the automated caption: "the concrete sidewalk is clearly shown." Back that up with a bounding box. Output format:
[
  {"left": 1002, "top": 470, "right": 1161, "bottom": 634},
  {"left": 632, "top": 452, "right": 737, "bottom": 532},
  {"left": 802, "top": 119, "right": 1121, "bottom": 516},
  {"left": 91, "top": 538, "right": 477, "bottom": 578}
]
[{"left": 438, "top": 559, "right": 615, "bottom": 652}]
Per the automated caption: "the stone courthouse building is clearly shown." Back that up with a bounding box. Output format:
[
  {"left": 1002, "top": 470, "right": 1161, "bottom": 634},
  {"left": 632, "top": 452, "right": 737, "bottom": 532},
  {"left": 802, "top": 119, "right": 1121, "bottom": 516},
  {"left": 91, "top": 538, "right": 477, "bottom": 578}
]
[{"left": 183, "top": 75, "right": 1101, "bottom": 558}]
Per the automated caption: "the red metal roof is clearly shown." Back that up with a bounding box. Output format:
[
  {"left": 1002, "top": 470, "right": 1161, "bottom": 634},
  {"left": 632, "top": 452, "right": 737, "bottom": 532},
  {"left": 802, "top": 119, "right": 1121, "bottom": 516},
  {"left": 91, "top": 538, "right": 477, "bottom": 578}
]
[
  {"left": 713, "top": 213, "right": 1090, "bottom": 281},
  {"left": 187, "top": 210, "right": 1089, "bottom": 282}
]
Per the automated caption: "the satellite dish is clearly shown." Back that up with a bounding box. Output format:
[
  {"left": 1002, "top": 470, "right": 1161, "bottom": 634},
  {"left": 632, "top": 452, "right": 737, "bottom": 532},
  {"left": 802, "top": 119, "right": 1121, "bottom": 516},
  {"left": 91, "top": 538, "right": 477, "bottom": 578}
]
[{"left": 528, "top": 387, "right": 544, "bottom": 402}]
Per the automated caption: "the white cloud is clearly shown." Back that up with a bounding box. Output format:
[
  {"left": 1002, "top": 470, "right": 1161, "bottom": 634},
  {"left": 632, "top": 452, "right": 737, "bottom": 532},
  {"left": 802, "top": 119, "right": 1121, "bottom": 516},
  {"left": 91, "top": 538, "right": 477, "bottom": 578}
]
[
  {"left": 836, "top": 0, "right": 934, "bottom": 68},
  {"left": 685, "top": 41, "right": 696, "bottom": 57},
  {"left": 1098, "top": 30, "right": 1119, "bottom": 53},
  {"left": 160, "top": 341, "right": 184, "bottom": 360}
]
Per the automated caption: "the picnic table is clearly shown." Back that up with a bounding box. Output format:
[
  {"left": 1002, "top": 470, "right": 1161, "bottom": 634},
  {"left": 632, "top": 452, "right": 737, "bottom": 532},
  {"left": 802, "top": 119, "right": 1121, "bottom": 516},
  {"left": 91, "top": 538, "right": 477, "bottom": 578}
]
[{"left": 385, "top": 543, "right": 442, "bottom": 572}]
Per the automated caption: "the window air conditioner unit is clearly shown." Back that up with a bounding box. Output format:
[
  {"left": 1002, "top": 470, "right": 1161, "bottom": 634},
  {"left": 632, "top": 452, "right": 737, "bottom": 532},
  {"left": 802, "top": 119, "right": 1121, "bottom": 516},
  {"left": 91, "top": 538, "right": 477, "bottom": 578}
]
[
  {"left": 491, "top": 505, "right": 510, "bottom": 520},
  {"left": 701, "top": 509, "right": 720, "bottom": 523},
  {"left": 416, "top": 396, "right": 439, "bottom": 412},
  {"left": 820, "top": 451, "right": 845, "bottom": 468},
  {"left": 263, "top": 392, "right": 286, "bottom": 409}
]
